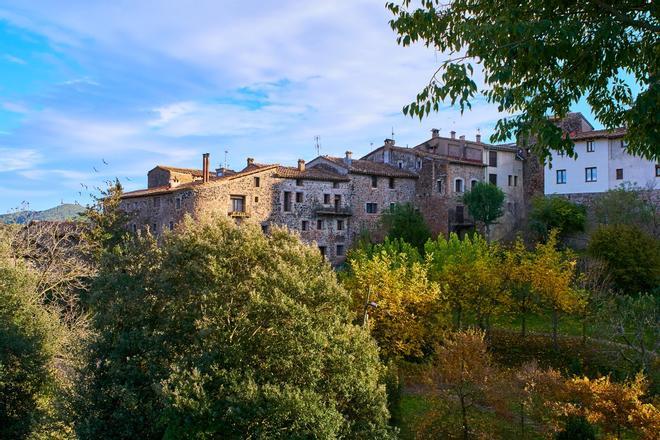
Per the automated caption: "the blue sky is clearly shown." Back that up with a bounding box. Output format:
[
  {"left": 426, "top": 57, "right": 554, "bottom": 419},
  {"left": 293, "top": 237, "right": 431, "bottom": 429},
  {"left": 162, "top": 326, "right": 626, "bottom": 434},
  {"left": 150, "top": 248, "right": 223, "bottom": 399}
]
[{"left": 0, "top": 1, "right": 604, "bottom": 213}]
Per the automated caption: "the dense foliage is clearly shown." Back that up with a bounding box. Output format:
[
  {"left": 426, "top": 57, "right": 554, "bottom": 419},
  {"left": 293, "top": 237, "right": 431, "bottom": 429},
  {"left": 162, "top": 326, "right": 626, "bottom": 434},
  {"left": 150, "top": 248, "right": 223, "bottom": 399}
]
[
  {"left": 588, "top": 224, "right": 660, "bottom": 295},
  {"left": 462, "top": 182, "right": 504, "bottom": 240},
  {"left": 592, "top": 185, "right": 659, "bottom": 237},
  {"left": 386, "top": 0, "right": 659, "bottom": 161},
  {"left": 77, "top": 216, "right": 393, "bottom": 439},
  {"left": 529, "top": 196, "right": 586, "bottom": 241},
  {"left": 380, "top": 203, "right": 432, "bottom": 252}
]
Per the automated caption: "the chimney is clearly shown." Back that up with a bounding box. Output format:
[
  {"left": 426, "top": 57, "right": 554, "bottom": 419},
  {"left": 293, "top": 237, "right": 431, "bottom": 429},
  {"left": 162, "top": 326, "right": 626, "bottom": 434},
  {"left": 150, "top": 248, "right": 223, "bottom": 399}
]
[
  {"left": 450, "top": 130, "right": 456, "bottom": 139},
  {"left": 344, "top": 151, "right": 353, "bottom": 166},
  {"left": 202, "top": 153, "right": 210, "bottom": 183},
  {"left": 431, "top": 128, "right": 439, "bottom": 138},
  {"left": 476, "top": 133, "right": 481, "bottom": 143},
  {"left": 216, "top": 167, "right": 225, "bottom": 177},
  {"left": 459, "top": 135, "right": 465, "bottom": 141},
  {"left": 297, "top": 159, "right": 305, "bottom": 172},
  {"left": 246, "top": 157, "right": 254, "bottom": 167},
  {"left": 384, "top": 138, "right": 395, "bottom": 147}
]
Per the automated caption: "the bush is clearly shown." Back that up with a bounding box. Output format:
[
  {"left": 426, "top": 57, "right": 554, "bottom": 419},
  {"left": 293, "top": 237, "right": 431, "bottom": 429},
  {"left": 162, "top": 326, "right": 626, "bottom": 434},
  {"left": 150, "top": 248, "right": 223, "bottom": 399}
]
[
  {"left": 555, "top": 416, "right": 596, "bottom": 440},
  {"left": 529, "top": 196, "right": 586, "bottom": 241},
  {"left": 380, "top": 203, "right": 431, "bottom": 252},
  {"left": 588, "top": 224, "right": 660, "bottom": 294},
  {"left": 78, "top": 216, "right": 393, "bottom": 439}
]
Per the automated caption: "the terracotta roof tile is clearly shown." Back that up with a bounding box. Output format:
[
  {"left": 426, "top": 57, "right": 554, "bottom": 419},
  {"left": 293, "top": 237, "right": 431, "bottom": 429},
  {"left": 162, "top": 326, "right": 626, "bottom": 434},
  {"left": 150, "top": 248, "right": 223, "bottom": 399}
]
[
  {"left": 323, "top": 156, "right": 418, "bottom": 178},
  {"left": 153, "top": 165, "right": 204, "bottom": 176},
  {"left": 567, "top": 127, "right": 626, "bottom": 140},
  {"left": 275, "top": 166, "right": 349, "bottom": 181}
]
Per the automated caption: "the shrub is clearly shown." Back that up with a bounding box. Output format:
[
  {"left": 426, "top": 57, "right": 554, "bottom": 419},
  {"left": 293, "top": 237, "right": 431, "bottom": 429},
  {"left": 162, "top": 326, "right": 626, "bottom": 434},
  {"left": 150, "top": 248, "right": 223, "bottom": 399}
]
[
  {"left": 555, "top": 416, "right": 596, "bottom": 440},
  {"left": 529, "top": 196, "right": 586, "bottom": 241},
  {"left": 588, "top": 224, "right": 660, "bottom": 295},
  {"left": 380, "top": 203, "right": 431, "bottom": 252}
]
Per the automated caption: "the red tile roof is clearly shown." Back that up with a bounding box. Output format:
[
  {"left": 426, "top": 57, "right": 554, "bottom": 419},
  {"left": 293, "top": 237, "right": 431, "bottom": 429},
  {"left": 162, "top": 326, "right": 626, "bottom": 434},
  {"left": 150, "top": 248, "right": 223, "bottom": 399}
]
[
  {"left": 275, "top": 166, "right": 349, "bottom": 181},
  {"left": 322, "top": 156, "right": 418, "bottom": 178},
  {"left": 567, "top": 127, "right": 627, "bottom": 140},
  {"left": 152, "top": 165, "right": 204, "bottom": 176}
]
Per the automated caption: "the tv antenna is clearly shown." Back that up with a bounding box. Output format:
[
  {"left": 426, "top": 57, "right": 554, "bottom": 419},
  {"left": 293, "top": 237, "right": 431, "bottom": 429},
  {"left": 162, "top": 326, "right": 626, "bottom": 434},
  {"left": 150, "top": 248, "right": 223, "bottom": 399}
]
[
  {"left": 391, "top": 126, "right": 395, "bottom": 139},
  {"left": 314, "top": 136, "right": 321, "bottom": 156},
  {"left": 224, "top": 150, "right": 228, "bottom": 169}
]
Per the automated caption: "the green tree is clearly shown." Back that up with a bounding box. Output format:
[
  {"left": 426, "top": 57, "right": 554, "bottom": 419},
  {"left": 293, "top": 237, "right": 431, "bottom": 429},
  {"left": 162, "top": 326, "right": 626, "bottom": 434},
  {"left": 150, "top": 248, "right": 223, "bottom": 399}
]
[
  {"left": 588, "top": 224, "right": 660, "bottom": 295},
  {"left": 386, "top": 0, "right": 659, "bottom": 161},
  {"left": 77, "top": 215, "right": 393, "bottom": 439},
  {"left": 555, "top": 416, "right": 596, "bottom": 440},
  {"left": 593, "top": 184, "right": 658, "bottom": 236},
  {"left": 462, "top": 182, "right": 504, "bottom": 241},
  {"left": 380, "top": 202, "right": 431, "bottom": 251},
  {"left": 0, "top": 233, "right": 63, "bottom": 439},
  {"left": 502, "top": 237, "right": 537, "bottom": 338},
  {"left": 529, "top": 196, "right": 586, "bottom": 241}
]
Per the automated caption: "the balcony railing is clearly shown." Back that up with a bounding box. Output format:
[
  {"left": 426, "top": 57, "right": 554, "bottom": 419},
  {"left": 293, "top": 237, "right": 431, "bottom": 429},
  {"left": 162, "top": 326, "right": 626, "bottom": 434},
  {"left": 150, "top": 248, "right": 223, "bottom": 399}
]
[
  {"left": 228, "top": 210, "right": 250, "bottom": 218},
  {"left": 314, "top": 205, "right": 353, "bottom": 216}
]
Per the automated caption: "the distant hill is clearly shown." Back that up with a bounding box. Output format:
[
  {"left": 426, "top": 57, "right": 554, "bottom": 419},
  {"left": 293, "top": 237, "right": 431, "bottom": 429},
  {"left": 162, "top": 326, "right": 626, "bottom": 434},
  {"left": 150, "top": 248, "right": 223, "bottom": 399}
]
[{"left": 0, "top": 204, "right": 85, "bottom": 224}]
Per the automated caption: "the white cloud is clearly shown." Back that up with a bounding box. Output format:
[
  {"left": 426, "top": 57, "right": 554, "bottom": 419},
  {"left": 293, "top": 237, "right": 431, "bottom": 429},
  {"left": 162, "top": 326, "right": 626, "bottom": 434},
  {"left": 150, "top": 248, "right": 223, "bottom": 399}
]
[
  {"left": 3, "top": 53, "right": 26, "bottom": 64},
  {"left": 2, "top": 102, "right": 29, "bottom": 113},
  {"left": 0, "top": 148, "right": 42, "bottom": 172}
]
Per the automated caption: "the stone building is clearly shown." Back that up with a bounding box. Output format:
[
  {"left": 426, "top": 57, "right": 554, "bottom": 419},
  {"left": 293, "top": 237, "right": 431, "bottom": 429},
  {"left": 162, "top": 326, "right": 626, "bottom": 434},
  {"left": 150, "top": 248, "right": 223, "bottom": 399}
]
[{"left": 120, "top": 129, "right": 528, "bottom": 264}]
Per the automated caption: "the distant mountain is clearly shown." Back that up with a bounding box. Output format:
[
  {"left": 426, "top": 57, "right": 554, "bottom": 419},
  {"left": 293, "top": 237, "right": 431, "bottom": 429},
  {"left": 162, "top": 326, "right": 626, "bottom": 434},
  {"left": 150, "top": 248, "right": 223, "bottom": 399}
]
[{"left": 0, "top": 204, "right": 85, "bottom": 224}]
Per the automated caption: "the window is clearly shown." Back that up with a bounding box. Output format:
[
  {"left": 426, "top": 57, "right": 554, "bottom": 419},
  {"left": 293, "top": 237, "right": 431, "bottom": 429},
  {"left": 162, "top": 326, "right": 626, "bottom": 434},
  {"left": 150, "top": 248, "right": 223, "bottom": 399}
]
[
  {"left": 323, "top": 193, "right": 330, "bottom": 204},
  {"left": 397, "top": 161, "right": 403, "bottom": 169},
  {"left": 152, "top": 223, "right": 158, "bottom": 234},
  {"left": 154, "top": 197, "right": 161, "bottom": 208},
  {"left": 514, "top": 176, "right": 518, "bottom": 186},
  {"left": 586, "top": 141, "right": 594, "bottom": 152},
  {"left": 508, "top": 175, "right": 512, "bottom": 186},
  {"left": 585, "top": 167, "right": 597, "bottom": 182},
  {"left": 169, "top": 221, "right": 174, "bottom": 231},
  {"left": 295, "top": 179, "right": 303, "bottom": 186},
  {"left": 301, "top": 220, "right": 309, "bottom": 231},
  {"left": 230, "top": 195, "right": 245, "bottom": 212},
  {"left": 296, "top": 192, "right": 303, "bottom": 203},
  {"left": 336, "top": 219, "right": 344, "bottom": 230},
  {"left": 454, "top": 179, "right": 464, "bottom": 193},
  {"left": 455, "top": 205, "right": 464, "bottom": 223},
  {"left": 283, "top": 191, "right": 292, "bottom": 212},
  {"left": 416, "top": 158, "right": 422, "bottom": 169},
  {"left": 556, "top": 169, "right": 567, "bottom": 184},
  {"left": 254, "top": 176, "right": 260, "bottom": 187},
  {"left": 489, "top": 151, "right": 497, "bottom": 167},
  {"left": 366, "top": 203, "right": 378, "bottom": 214},
  {"left": 255, "top": 196, "right": 259, "bottom": 202},
  {"left": 371, "top": 175, "right": 378, "bottom": 188},
  {"left": 131, "top": 224, "right": 137, "bottom": 233},
  {"left": 390, "top": 203, "right": 396, "bottom": 210},
  {"left": 616, "top": 168, "right": 623, "bottom": 180},
  {"left": 318, "top": 246, "right": 326, "bottom": 257},
  {"left": 489, "top": 173, "right": 497, "bottom": 185},
  {"left": 333, "top": 181, "right": 339, "bottom": 189},
  {"left": 175, "top": 198, "right": 181, "bottom": 210},
  {"left": 436, "top": 179, "right": 443, "bottom": 193},
  {"left": 389, "top": 177, "right": 395, "bottom": 189},
  {"left": 261, "top": 223, "right": 269, "bottom": 234},
  {"left": 655, "top": 164, "right": 660, "bottom": 177},
  {"left": 336, "top": 245, "right": 345, "bottom": 256},
  {"left": 471, "top": 179, "right": 478, "bottom": 190},
  {"left": 317, "top": 219, "right": 323, "bottom": 230},
  {"left": 621, "top": 140, "right": 628, "bottom": 149}
]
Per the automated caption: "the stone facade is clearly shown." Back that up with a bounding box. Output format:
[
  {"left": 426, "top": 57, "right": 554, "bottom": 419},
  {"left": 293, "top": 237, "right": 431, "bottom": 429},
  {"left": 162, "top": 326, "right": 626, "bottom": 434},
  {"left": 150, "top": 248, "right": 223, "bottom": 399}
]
[{"left": 121, "top": 131, "right": 531, "bottom": 264}]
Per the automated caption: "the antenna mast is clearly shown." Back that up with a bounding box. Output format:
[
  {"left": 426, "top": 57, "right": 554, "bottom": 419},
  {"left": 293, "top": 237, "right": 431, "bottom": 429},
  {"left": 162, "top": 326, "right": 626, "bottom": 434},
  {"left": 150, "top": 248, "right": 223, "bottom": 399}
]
[
  {"left": 224, "top": 150, "right": 228, "bottom": 170},
  {"left": 314, "top": 136, "right": 321, "bottom": 156}
]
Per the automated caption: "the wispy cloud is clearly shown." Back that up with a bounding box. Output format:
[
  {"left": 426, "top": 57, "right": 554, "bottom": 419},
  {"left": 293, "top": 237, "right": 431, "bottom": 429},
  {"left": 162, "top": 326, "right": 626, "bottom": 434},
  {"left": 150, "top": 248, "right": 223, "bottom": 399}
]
[
  {"left": 3, "top": 53, "right": 26, "bottom": 64},
  {"left": 0, "top": 147, "right": 42, "bottom": 172}
]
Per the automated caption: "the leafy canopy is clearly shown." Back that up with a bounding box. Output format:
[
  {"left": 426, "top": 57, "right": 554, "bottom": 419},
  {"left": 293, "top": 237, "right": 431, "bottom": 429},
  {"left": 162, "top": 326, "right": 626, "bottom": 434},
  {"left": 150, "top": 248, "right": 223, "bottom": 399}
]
[
  {"left": 387, "top": 0, "right": 659, "bottom": 161},
  {"left": 462, "top": 182, "right": 505, "bottom": 238},
  {"left": 529, "top": 196, "right": 586, "bottom": 241},
  {"left": 380, "top": 202, "right": 432, "bottom": 252},
  {"left": 78, "top": 215, "right": 393, "bottom": 439}
]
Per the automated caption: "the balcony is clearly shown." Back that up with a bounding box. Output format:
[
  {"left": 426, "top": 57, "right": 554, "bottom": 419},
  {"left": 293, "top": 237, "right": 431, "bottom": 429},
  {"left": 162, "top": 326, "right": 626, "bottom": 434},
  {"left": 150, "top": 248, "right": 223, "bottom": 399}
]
[
  {"left": 314, "top": 205, "right": 353, "bottom": 216},
  {"left": 228, "top": 210, "right": 250, "bottom": 218}
]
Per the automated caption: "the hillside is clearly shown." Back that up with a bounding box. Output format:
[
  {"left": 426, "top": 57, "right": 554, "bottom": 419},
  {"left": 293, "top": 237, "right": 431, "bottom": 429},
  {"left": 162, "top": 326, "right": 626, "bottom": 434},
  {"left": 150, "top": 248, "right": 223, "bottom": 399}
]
[{"left": 0, "top": 203, "right": 85, "bottom": 224}]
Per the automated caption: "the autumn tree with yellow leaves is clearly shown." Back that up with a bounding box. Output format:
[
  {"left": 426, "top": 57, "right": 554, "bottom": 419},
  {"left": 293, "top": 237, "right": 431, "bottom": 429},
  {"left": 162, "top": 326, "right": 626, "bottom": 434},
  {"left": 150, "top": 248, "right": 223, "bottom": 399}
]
[{"left": 343, "top": 238, "right": 443, "bottom": 359}]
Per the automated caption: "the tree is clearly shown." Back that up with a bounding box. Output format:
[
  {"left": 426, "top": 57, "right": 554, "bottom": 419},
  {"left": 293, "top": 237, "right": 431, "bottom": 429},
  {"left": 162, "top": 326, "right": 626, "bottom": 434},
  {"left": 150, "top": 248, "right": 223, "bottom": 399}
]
[
  {"left": 529, "top": 196, "right": 586, "bottom": 242},
  {"left": 592, "top": 184, "right": 658, "bottom": 237},
  {"left": 343, "top": 238, "right": 442, "bottom": 359},
  {"left": 425, "top": 233, "right": 505, "bottom": 332},
  {"left": 380, "top": 202, "right": 431, "bottom": 252},
  {"left": 555, "top": 416, "right": 596, "bottom": 440},
  {"left": 588, "top": 224, "right": 660, "bottom": 295},
  {"left": 462, "top": 182, "right": 504, "bottom": 241},
  {"left": 0, "top": 233, "right": 63, "bottom": 439},
  {"left": 78, "top": 215, "right": 394, "bottom": 439},
  {"left": 503, "top": 237, "right": 537, "bottom": 338},
  {"left": 528, "top": 231, "right": 582, "bottom": 349},
  {"left": 386, "top": 0, "right": 659, "bottom": 162},
  {"left": 432, "top": 329, "right": 492, "bottom": 440}
]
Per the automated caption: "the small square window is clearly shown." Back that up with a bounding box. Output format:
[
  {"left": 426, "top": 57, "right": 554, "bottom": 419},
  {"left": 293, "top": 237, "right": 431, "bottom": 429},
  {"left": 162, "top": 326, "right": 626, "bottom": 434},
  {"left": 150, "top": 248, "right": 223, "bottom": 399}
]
[
  {"left": 616, "top": 168, "right": 623, "bottom": 180},
  {"left": 389, "top": 177, "right": 395, "bottom": 189},
  {"left": 337, "top": 219, "right": 344, "bottom": 230},
  {"left": 255, "top": 196, "right": 259, "bottom": 202},
  {"left": 254, "top": 176, "right": 260, "bottom": 187},
  {"left": 296, "top": 192, "right": 303, "bottom": 203},
  {"left": 366, "top": 203, "right": 378, "bottom": 214},
  {"left": 397, "top": 161, "right": 403, "bottom": 169},
  {"left": 586, "top": 141, "right": 594, "bottom": 152},
  {"left": 169, "top": 221, "right": 174, "bottom": 231},
  {"left": 585, "top": 167, "right": 597, "bottom": 182},
  {"left": 152, "top": 223, "right": 158, "bottom": 233},
  {"left": 318, "top": 246, "right": 326, "bottom": 257},
  {"left": 230, "top": 196, "right": 246, "bottom": 212},
  {"left": 323, "top": 194, "right": 330, "bottom": 204},
  {"left": 556, "top": 169, "right": 567, "bottom": 184},
  {"left": 301, "top": 220, "right": 309, "bottom": 231},
  {"left": 317, "top": 219, "right": 323, "bottom": 230},
  {"left": 336, "top": 245, "right": 345, "bottom": 256},
  {"left": 390, "top": 203, "right": 395, "bottom": 210},
  {"left": 333, "top": 181, "right": 339, "bottom": 189},
  {"left": 131, "top": 224, "right": 137, "bottom": 233},
  {"left": 261, "top": 223, "right": 269, "bottom": 234},
  {"left": 371, "top": 175, "right": 378, "bottom": 188},
  {"left": 296, "top": 179, "right": 303, "bottom": 186}
]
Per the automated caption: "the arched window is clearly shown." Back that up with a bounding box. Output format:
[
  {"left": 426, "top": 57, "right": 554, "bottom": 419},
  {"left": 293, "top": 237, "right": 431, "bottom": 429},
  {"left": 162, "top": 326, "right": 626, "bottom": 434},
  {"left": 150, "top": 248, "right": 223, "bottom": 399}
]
[{"left": 454, "top": 178, "right": 464, "bottom": 193}]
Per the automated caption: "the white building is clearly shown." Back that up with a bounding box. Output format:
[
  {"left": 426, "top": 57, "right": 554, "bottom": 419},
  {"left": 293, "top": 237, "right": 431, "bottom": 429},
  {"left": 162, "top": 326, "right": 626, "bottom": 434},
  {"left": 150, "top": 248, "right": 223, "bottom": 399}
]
[{"left": 544, "top": 116, "right": 659, "bottom": 195}]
